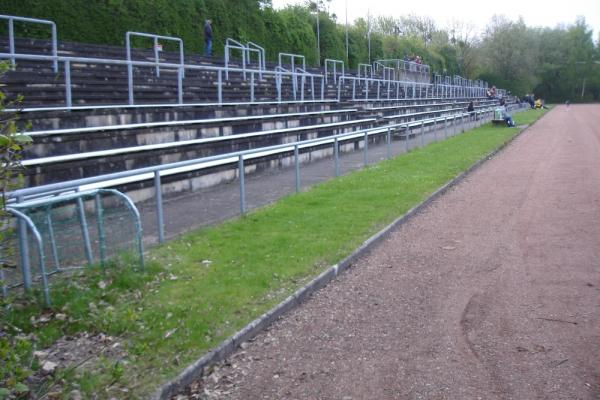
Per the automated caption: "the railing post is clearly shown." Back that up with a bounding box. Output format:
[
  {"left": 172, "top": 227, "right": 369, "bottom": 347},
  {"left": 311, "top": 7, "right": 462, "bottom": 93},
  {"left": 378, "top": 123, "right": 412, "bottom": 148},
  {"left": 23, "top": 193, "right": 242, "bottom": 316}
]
[
  {"left": 320, "top": 77, "right": 325, "bottom": 100},
  {"left": 386, "top": 127, "right": 391, "bottom": 159},
  {"left": 363, "top": 131, "right": 368, "bottom": 167},
  {"left": 94, "top": 193, "right": 106, "bottom": 269},
  {"left": 334, "top": 137, "right": 340, "bottom": 177},
  {"left": 277, "top": 72, "right": 282, "bottom": 104},
  {"left": 77, "top": 197, "right": 94, "bottom": 265},
  {"left": 154, "top": 37, "right": 160, "bottom": 77},
  {"left": 127, "top": 61, "right": 134, "bottom": 105},
  {"left": 420, "top": 121, "right": 425, "bottom": 147},
  {"left": 352, "top": 79, "right": 356, "bottom": 101},
  {"left": 238, "top": 155, "right": 246, "bottom": 214},
  {"left": 250, "top": 71, "right": 255, "bottom": 103},
  {"left": 311, "top": 76, "right": 315, "bottom": 101},
  {"left": 45, "top": 208, "right": 60, "bottom": 270},
  {"left": 294, "top": 144, "right": 300, "bottom": 192},
  {"left": 218, "top": 70, "right": 223, "bottom": 104},
  {"left": 16, "top": 195, "right": 31, "bottom": 289},
  {"left": 405, "top": 125, "right": 410, "bottom": 152},
  {"left": 8, "top": 18, "right": 15, "bottom": 68},
  {"left": 154, "top": 171, "right": 165, "bottom": 243},
  {"left": 64, "top": 60, "right": 72, "bottom": 110},
  {"left": 444, "top": 117, "right": 448, "bottom": 139},
  {"left": 225, "top": 45, "right": 230, "bottom": 80},
  {"left": 177, "top": 66, "right": 183, "bottom": 104}
]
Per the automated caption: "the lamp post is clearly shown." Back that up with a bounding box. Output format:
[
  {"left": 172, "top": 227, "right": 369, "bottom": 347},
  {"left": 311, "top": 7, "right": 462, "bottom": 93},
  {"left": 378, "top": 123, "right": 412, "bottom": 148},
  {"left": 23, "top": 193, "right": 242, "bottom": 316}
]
[
  {"left": 315, "top": 0, "right": 321, "bottom": 66},
  {"left": 345, "top": 0, "right": 348, "bottom": 60}
]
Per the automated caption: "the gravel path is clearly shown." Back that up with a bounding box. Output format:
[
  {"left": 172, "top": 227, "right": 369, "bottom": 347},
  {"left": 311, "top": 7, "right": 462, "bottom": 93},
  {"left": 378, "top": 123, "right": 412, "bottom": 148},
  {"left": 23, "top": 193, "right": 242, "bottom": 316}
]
[{"left": 181, "top": 105, "right": 600, "bottom": 399}]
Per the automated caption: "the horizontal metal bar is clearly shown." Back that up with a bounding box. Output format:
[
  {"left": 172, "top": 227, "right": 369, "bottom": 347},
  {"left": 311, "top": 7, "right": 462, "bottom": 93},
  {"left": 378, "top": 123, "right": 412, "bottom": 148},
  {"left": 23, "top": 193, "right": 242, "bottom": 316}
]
[{"left": 10, "top": 108, "right": 496, "bottom": 201}]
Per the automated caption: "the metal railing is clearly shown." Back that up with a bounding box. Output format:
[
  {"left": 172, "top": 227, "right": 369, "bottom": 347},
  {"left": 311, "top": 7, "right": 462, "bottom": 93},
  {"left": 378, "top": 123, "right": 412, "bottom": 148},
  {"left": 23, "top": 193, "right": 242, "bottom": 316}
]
[
  {"left": 373, "top": 61, "right": 395, "bottom": 82},
  {"left": 358, "top": 63, "right": 373, "bottom": 79},
  {"left": 246, "top": 41, "right": 265, "bottom": 79},
  {"left": 278, "top": 52, "right": 305, "bottom": 74},
  {"left": 324, "top": 59, "right": 344, "bottom": 84},
  {"left": 0, "top": 14, "right": 57, "bottom": 72},
  {"left": 6, "top": 189, "right": 144, "bottom": 305},
  {"left": 0, "top": 52, "right": 326, "bottom": 108},
  {"left": 126, "top": 31, "right": 184, "bottom": 105},
  {"left": 224, "top": 38, "right": 263, "bottom": 80},
  {"left": 10, "top": 105, "right": 507, "bottom": 246}
]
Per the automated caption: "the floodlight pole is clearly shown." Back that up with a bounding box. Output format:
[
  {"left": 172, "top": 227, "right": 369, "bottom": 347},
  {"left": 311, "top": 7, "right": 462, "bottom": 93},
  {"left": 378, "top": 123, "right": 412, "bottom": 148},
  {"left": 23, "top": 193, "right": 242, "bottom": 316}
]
[
  {"left": 345, "top": 0, "right": 349, "bottom": 59},
  {"left": 316, "top": 1, "right": 321, "bottom": 66}
]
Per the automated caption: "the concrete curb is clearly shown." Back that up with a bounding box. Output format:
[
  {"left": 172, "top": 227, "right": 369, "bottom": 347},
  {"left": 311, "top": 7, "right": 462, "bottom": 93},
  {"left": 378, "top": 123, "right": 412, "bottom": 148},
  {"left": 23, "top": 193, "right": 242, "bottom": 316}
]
[{"left": 154, "top": 118, "right": 534, "bottom": 400}]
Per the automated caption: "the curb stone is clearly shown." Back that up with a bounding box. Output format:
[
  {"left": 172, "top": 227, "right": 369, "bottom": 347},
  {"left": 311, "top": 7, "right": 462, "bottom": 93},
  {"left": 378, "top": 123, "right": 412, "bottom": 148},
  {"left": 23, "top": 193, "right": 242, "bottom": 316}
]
[{"left": 154, "top": 115, "right": 538, "bottom": 399}]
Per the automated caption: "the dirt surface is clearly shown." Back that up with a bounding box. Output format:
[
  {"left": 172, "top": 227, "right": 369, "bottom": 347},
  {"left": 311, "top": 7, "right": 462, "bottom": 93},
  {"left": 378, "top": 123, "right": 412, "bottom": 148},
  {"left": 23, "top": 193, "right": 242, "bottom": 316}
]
[{"left": 178, "top": 105, "right": 600, "bottom": 399}]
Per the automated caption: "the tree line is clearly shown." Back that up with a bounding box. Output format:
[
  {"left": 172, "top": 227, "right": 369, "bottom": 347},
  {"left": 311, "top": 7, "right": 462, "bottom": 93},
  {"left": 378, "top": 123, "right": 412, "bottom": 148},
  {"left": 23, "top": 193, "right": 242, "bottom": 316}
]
[{"left": 0, "top": 0, "right": 598, "bottom": 101}]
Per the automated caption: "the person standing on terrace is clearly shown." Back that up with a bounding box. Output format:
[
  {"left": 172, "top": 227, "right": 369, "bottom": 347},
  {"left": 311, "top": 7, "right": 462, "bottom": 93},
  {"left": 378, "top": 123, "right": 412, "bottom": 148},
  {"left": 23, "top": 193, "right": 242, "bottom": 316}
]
[{"left": 204, "top": 19, "right": 213, "bottom": 57}]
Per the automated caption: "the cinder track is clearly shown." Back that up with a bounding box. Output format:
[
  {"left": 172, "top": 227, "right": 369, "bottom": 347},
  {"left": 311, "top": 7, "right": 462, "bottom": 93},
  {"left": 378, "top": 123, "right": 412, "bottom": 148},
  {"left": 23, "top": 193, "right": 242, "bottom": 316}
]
[{"left": 182, "top": 105, "right": 600, "bottom": 399}]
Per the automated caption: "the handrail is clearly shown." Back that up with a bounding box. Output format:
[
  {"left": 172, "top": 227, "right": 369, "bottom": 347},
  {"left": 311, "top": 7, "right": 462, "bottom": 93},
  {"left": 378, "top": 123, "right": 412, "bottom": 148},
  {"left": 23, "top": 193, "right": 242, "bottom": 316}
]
[
  {"left": 357, "top": 63, "right": 372, "bottom": 79},
  {"left": 4, "top": 207, "right": 50, "bottom": 305},
  {"left": 247, "top": 41, "right": 265, "bottom": 78},
  {"left": 224, "top": 38, "right": 263, "bottom": 80},
  {"left": 0, "top": 14, "right": 57, "bottom": 72},
  {"left": 0, "top": 52, "right": 327, "bottom": 108},
  {"left": 278, "top": 52, "right": 305, "bottom": 73},
  {"left": 126, "top": 31, "right": 185, "bottom": 105},
  {"left": 0, "top": 51, "right": 490, "bottom": 107},
  {"left": 10, "top": 106, "right": 499, "bottom": 202},
  {"left": 324, "top": 58, "right": 344, "bottom": 85}
]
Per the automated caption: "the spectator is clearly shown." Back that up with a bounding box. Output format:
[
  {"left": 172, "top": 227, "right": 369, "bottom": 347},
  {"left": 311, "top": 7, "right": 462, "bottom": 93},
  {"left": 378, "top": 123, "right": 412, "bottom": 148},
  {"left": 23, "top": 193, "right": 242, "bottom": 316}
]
[
  {"left": 467, "top": 101, "right": 475, "bottom": 120},
  {"left": 501, "top": 106, "right": 515, "bottom": 127},
  {"left": 204, "top": 19, "right": 213, "bottom": 57}
]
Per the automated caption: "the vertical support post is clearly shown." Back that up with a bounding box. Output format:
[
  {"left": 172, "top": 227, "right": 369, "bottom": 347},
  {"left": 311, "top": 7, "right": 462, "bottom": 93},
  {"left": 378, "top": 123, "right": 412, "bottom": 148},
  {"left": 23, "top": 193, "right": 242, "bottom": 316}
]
[
  {"left": 444, "top": 117, "right": 448, "bottom": 139},
  {"left": 242, "top": 50, "right": 247, "bottom": 80},
  {"left": 154, "top": 171, "right": 165, "bottom": 243},
  {"left": 177, "top": 67, "right": 183, "bottom": 105},
  {"left": 218, "top": 70, "right": 223, "bottom": 104},
  {"left": 250, "top": 72, "right": 255, "bottom": 103},
  {"left": 45, "top": 208, "right": 60, "bottom": 271},
  {"left": 94, "top": 193, "right": 106, "bottom": 269},
  {"left": 433, "top": 119, "right": 438, "bottom": 141},
  {"left": 311, "top": 76, "right": 315, "bottom": 100},
  {"left": 334, "top": 137, "right": 340, "bottom": 177},
  {"left": 154, "top": 37, "right": 160, "bottom": 77},
  {"left": 77, "top": 197, "right": 94, "bottom": 265},
  {"left": 64, "top": 60, "right": 72, "bottom": 110},
  {"left": 238, "top": 155, "right": 246, "bottom": 214},
  {"left": 386, "top": 127, "right": 391, "bottom": 159},
  {"left": 352, "top": 79, "right": 356, "bottom": 101},
  {"left": 420, "top": 121, "right": 425, "bottom": 147},
  {"left": 363, "top": 131, "right": 368, "bottom": 167},
  {"left": 8, "top": 18, "right": 15, "bottom": 68},
  {"left": 300, "top": 74, "right": 305, "bottom": 102},
  {"left": 320, "top": 77, "right": 325, "bottom": 101},
  {"left": 127, "top": 61, "right": 134, "bottom": 105},
  {"left": 276, "top": 72, "right": 282, "bottom": 104},
  {"left": 294, "top": 145, "right": 300, "bottom": 193},
  {"left": 16, "top": 195, "right": 31, "bottom": 289},
  {"left": 405, "top": 125, "right": 410, "bottom": 152}
]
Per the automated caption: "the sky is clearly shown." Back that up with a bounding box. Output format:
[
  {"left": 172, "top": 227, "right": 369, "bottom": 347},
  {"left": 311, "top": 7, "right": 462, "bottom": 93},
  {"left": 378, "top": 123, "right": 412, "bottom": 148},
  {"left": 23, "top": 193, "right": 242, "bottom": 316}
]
[{"left": 272, "top": 0, "right": 600, "bottom": 40}]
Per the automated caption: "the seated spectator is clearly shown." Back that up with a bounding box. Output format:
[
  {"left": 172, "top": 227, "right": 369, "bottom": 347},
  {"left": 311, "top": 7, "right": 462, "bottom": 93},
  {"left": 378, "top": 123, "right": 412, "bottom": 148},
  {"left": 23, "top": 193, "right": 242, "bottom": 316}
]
[
  {"left": 535, "top": 98, "right": 542, "bottom": 109},
  {"left": 467, "top": 101, "right": 475, "bottom": 120},
  {"left": 499, "top": 98, "right": 506, "bottom": 106}
]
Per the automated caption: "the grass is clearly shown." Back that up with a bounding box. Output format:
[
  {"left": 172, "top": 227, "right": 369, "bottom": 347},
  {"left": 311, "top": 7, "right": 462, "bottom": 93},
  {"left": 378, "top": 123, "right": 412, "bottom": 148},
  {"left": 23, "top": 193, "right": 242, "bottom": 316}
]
[{"left": 0, "top": 109, "right": 548, "bottom": 398}]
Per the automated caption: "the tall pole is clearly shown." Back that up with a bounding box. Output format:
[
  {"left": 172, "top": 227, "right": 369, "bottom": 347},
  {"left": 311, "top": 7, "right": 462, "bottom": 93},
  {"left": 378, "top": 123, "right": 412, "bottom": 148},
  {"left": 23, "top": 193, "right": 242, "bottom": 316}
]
[
  {"left": 367, "top": 9, "right": 371, "bottom": 65},
  {"left": 345, "top": 0, "right": 349, "bottom": 60},
  {"left": 316, "top": 1, "right": 321, "bottom": 66}
]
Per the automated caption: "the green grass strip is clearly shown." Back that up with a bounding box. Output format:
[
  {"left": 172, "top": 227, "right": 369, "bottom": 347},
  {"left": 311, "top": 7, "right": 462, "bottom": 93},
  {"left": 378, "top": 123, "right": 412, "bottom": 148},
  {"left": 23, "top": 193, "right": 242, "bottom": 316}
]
[{"left": 0, "top": 109, "right": 547, "bottom": 398}]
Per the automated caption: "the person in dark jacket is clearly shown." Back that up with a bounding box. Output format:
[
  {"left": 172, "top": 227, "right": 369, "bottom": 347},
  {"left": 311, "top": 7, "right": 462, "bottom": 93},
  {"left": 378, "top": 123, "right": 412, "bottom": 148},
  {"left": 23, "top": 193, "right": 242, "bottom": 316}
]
[{"left": 204, "top": 19, "right": 212, "bottom": 57}]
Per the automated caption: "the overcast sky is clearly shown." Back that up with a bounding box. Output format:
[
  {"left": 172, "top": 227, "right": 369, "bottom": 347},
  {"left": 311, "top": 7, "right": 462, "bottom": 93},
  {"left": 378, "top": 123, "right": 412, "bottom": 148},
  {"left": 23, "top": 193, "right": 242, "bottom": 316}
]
[{"left": 272, "top": 0, "right": 600, "bottom": 40}]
